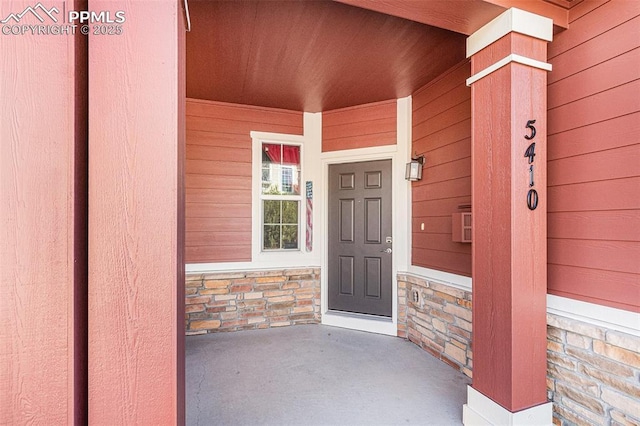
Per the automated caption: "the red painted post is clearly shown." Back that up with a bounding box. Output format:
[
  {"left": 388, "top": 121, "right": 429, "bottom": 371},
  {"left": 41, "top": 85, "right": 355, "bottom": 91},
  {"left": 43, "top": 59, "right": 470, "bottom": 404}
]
[
  {"left": 1, "top": 0, "right": 87, "bottom": 423},
  {"left": 464, "top": 9, "right": 553, "bottom": 423},
  {"left": 87, "top": 1, "right": 185, "bottom": 424}
]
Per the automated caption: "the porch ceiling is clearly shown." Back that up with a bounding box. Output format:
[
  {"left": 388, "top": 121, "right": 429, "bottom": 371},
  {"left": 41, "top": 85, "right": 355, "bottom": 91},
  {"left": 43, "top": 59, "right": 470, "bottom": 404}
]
[{"left": 186, "top": 0, "right": 467, "bottom": 112}]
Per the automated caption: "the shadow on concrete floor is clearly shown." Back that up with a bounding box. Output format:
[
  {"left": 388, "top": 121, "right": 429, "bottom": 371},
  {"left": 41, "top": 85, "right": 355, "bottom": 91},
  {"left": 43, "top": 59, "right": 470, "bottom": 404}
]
[{"left": 186, "top": 324, "right": 471, "bottom": 426}]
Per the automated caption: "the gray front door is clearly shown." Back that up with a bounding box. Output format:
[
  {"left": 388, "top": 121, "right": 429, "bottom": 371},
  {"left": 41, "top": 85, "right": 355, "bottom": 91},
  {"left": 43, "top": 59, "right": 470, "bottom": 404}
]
[{"left": 328, "top": 159, "right": 392, "bottom": 317}]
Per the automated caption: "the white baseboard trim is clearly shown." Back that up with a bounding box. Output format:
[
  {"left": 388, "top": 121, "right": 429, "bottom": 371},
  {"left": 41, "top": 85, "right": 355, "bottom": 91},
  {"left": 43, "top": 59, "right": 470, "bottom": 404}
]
[
  {"left": 547, "top": 294, "right": 640, "bottom": 337},
  {"left": 322, "top": 311, "right": 397, "bottom": 336},
  {"left": 463, "top": 386, "right": 552, "bottom": 426},
  {"left": 404, "top": 266, "right": 472, "bottom": 291}
]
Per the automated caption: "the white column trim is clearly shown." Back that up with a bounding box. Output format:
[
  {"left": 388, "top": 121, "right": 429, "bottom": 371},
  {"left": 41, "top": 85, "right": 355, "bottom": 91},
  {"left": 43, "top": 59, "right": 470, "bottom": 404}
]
[
  {"left": 463, "top": 386, "right": 552, "bottom": 426},
  {"left": 467, "top": 8, "right": 553, "bottom": 58},
  {"left": 396, "top": 96, "right": 412, "bottom": 275},
  {"left": 466, "top": 53, "right": 552, "bottom": 86}
]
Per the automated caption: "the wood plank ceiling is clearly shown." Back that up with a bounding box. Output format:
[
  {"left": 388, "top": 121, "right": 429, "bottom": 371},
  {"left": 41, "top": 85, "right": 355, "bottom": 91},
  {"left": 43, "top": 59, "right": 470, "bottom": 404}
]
[{"left": 186, "top": 0, "right": 467, "bottom": 112}]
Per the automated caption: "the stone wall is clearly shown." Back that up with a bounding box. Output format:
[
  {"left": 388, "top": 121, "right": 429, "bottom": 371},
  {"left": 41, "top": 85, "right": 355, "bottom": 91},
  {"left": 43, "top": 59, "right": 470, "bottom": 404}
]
[
  {"left": 398, "top": 274, "right": 640, "bottom": 423},
  {"left": 398, "top": 274, "right": 473, "bottom": 377},
  {"left": 397, "top": 279, "right": 408, "bottom": 338},
  {"left": 185, "top": 268, "right": 320, "bottom": 335},
  {"left": 547, "top": 313, "right": 640, "bottom": 425}
]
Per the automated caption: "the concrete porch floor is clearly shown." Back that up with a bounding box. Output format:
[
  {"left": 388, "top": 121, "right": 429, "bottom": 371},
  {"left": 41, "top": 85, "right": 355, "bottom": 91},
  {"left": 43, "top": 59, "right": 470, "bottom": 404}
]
[{"left": 186, "top": 324, "right": 471, "bottom": 425}]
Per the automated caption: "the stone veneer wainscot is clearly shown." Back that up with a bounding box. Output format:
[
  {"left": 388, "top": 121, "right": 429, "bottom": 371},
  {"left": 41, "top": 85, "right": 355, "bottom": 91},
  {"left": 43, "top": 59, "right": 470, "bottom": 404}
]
[
  {"left": 397, "top": 274, "right": 473, "bottom": 378},
  {"left": 398, "top": 273, "right": 640, "bottom": 425},
  {"left": 547, "top": 313, "right": 640, "bottom": 425},
  {"left": 185, "top": 268, "right": 321, "bottom": 335}
]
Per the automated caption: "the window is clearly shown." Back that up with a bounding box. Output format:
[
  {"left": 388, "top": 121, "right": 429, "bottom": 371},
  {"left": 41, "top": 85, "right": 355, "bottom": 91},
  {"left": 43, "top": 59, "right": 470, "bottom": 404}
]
[{"left": 261, "top": 143, "right": 301, "bottom": 250}]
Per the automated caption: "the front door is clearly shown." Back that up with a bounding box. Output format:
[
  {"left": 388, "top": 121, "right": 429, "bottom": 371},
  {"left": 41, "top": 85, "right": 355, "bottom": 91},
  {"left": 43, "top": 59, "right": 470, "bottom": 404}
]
[{"left": 328, "top": 159, "right": 392, "bottom": 317}]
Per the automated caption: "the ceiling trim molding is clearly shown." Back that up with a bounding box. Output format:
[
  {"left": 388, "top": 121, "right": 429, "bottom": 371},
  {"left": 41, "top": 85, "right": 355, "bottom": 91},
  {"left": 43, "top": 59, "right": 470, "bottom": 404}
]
[
  {"left": 483, "top": 0, "right": 569, "bottom": 28},
  {"left": 334, "top": 0, "right": 567, "bottom": 35}
]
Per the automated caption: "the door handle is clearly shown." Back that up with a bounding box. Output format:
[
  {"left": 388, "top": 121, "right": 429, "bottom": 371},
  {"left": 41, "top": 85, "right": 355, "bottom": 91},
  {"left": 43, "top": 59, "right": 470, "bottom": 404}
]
[{"left": 380, "top": 248, "right": 392, "bottom": 254}]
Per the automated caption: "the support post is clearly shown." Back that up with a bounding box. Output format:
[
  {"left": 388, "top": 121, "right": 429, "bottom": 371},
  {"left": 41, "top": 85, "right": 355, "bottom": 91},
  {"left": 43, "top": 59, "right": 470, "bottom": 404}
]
[
  {"left": 1, "top": 0, "right": 87, "bottom": 423},
  {"left": 87, "top": 1, "right": 185, "bottom": 423},
  {"left": 463, "top": 8, "right": 553, "bottom": 425}
]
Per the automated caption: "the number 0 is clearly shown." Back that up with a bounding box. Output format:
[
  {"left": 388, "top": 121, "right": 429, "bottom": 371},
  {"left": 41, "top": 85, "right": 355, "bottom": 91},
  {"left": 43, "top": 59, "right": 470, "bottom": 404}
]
[{"left": 527, "top": 189, "right": 539, "bottom": 210}]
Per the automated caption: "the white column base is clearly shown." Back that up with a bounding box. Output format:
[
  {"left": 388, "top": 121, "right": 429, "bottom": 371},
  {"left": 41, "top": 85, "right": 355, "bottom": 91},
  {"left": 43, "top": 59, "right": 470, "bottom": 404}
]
[{"left": 463, "top": 386, "right": 552, "bottom": 426}]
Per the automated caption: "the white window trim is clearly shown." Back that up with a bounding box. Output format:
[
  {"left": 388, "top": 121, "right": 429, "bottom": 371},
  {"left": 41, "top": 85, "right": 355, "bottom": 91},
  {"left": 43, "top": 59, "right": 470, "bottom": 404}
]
[{"left": 250, "top": 131, "right": 315, "bottom": 265}]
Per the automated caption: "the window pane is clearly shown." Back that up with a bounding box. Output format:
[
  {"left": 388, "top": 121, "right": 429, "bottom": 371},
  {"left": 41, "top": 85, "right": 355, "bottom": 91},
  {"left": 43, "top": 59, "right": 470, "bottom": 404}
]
[
  {"left": 261, "top": 167, "right": 271, "bottom": 192},
  {"left": 282, "top": 200, "right": 298, "bottom": 224},
  {"left": 282, "top": 145, "right": 300, "bottom": 195},
  {"left": 261, "top": 143, "right": 301, "bottom": 195},
  {"left": 260, "top": 142, "right": 301, "bottom": 251},
  {"left": 282, "top": 145, "right": 300, "bottom": 166},
  {"left": 263, "top": 200, "right": 281, "bottom": 224},
  {"left": 262, "top": 143, "right": 279, "bottom": 165},
  {"left": 281, "top": 167, "right": 293, "bottom": 193},
  {"left": 262, "top": 144, "right": 280, "bottom": 195},
  {"left": 262, "top": 165, "right": 281, "bottom": 195},
  {"left": 282, "top": 225, "right": 298, "bottom": 249},
  {"left": 263, "top": 225, "right": 280, "bottom": 250}
]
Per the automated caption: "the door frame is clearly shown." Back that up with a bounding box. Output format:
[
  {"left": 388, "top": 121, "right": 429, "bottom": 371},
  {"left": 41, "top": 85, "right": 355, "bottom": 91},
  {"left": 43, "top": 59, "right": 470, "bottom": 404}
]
[{"left": 320, "top": 97, "right": 412, "bottom": 336}]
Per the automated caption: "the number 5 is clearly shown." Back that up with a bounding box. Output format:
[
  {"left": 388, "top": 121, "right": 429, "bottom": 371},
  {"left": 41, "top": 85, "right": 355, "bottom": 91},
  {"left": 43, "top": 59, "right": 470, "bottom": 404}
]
[{"left": 525, "top": 120, "right": 536, "bottom": 140}]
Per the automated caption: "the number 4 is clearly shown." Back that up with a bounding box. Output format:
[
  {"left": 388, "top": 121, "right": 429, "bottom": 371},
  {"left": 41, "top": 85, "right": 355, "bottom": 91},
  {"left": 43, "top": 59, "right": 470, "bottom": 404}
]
[{"left": 524, "top": 143, "right": 536, "bottom": 164}]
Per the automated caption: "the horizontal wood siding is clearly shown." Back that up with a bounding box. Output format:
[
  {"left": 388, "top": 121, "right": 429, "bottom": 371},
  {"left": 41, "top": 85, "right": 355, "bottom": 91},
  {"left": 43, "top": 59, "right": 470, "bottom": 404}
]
[
  {"left": 547, "top": 1, "right": 640, "bottom": 312},
  {"left": 185, "top": 99, "right": 303, "bottom": 263},
  {"left": 322, "top": 100, "right": 397, "bottom": 152},
  {"left": 411, "top": 61, "right": 472, "bottom": 276}
]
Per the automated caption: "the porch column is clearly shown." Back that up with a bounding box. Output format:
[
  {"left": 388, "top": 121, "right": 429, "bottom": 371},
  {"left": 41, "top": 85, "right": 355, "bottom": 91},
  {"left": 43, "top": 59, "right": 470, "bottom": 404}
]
[
  {"left": 463, "top": 9, "right": 553, "bottom": 425},
  {"left": 88, "top": 1, "right": 185, "bottom": 424},
  {"left": 1, "top": 1, "right": 87, "bottom": 422}
]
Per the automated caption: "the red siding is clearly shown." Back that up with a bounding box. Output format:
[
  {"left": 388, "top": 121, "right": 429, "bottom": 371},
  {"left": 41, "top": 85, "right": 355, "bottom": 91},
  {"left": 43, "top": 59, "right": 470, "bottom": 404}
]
[
  {"left": 185, "top": 99, "right": 304, "bottom": 263},
  {"left": 322, "top": 100, "right": 397, "bottom": 152},
  {"left": 411, "top": 61, "right": 472, "bottom": 276},
  {"left": 547, "top": 1, "right": 640, "bottom": 312}
]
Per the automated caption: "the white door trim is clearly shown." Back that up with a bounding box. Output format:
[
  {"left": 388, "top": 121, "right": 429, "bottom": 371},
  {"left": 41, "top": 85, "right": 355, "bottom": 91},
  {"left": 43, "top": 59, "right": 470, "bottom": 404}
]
[{"left": 320, "top": 97, "right": 412, "bottom": 336}]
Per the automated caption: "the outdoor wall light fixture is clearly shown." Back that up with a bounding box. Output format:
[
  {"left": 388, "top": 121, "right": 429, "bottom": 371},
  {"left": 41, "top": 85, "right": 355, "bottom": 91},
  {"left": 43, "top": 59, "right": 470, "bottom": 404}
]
[{"left": 405, "top": 155, "right": 425, "bottom": 181}]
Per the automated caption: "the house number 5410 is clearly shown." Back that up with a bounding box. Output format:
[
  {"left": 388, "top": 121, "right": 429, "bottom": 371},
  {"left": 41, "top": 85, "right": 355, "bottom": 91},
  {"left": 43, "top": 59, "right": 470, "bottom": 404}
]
[{"left": 524, "top": 120, "right": 539, "bottom": 210}]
